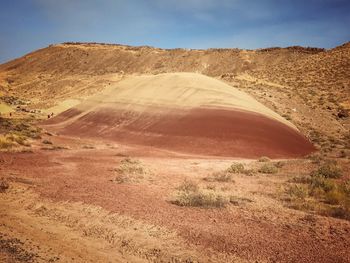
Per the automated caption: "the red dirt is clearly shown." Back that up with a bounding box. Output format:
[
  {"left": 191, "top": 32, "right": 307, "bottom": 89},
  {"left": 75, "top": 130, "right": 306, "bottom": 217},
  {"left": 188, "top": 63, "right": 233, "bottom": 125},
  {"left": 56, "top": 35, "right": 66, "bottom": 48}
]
[
  {"left": 1, "top": 143, "right": 349, "bottom": 263},
  {"left": 44, "top": 107, "right": 315, "bottom": 158}
]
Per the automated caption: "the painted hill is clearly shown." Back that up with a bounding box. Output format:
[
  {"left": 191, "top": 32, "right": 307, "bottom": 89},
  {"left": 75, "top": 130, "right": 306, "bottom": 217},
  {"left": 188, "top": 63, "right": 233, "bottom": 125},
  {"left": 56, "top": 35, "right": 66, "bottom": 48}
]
[{"left": 43, "top": 73, "right": 314, "bottom": 158}]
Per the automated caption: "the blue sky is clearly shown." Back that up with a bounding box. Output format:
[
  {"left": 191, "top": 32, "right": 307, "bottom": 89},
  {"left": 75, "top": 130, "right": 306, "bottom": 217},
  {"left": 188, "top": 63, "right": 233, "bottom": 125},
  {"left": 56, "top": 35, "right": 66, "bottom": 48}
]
[{"left": 0, "top": 0, "right": 349, "bottom": 63}]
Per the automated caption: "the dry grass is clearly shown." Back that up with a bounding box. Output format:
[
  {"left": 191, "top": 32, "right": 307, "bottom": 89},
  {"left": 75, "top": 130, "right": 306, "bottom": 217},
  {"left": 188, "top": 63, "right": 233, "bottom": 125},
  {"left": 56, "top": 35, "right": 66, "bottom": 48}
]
[
  {"left": 258, "top": 156, "right": 271, "bottom": 162},
  {"left": 42, "top": 139, "right": 53, "bottom": 145},
  {"left": 114, "top": 158, "right": 149, "bottom": 183},
  {"left": 204, "top": 162, "right": 256, "bottom": 182},
  {"left": 229, "top": 196, "right": 253, "bottom": 206},
  {"left": 0, "top": 117, "right": 41, "bottom": 139},
  {"left": 172, "top": 180, "right": 230, "bottom": 208},
  {"left": 283, "top": 160, "right": 349, "bottom": 220},
  {"left": 0, "top": 117, "right": 42, "bottom": 150},
  {"left": 258, "top": 163, "right": 278, "bottom": 174},
  {"left": 311, "top": 159, "right": 343, "bottom": 178},
  {"left": 226, "top": 162, "right": 245, "bottom": 173},
  {"left": 203, "top": 171, "right": 233, "bottom": 182},
  {"left": 0, "top": 136, "right": 14, "bottom": 149},
  {"left": 0, "top": 178, "right": 9, "bottom": 193}
]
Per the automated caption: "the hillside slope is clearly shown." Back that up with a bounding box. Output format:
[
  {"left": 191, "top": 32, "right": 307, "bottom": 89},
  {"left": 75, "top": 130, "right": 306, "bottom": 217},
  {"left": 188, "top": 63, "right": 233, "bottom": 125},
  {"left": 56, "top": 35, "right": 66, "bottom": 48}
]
[
  {"left": 43, "top": 73, "right": 314, "bottom": 158},
  {"left": 0, "top": 42, "right": 349, "bottom": 156}
]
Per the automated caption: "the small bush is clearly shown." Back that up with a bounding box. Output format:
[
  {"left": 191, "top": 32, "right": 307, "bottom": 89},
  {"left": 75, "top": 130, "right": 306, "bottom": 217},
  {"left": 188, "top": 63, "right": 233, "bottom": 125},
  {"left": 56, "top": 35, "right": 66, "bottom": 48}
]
[
  {"left": 226, "top": 162, "right": 245, "bottom": 174},
  {"left": 42, "top": 140, "right": 53, "bottom": 145},
  {"left": 0, "top": 178, "right": 9, "bottom": 193},
  {"left": 258, "top": 156, "right": 270, "bottom": 162},
  {"left": 289, "top": 176, "right": 311, "bottom": 184},
  {"left": 0, "top": 136, "right": 14, "bottom": 149},
  {"left": 116, "top": 158, "right": 147, "bottom": 175},
  {"left": 311, "top": 160, "right": 342, "bottom": 178},
  {"left": 229, "top": 196, "right": 253, "bottom": 206},
  {"left": 284, "top": 173, "right": 350, "bottom": 220},
  {"left": 258, "top": 163, "right": 278, "bottom": 174},
  {"left": 274, "top": 161, "right": 285, "bottom": 168},
  {"left": 309, "top": 175, "right": 336, "bottom": 194},
  {"left": 6, "top": 133, "right": 29, "bottom": 146},
  {"left": 203, "top": 171, "right": 233, "bottom": 182},
  {"left": 285, "top": 184, "right": 308, "bottom": 200},
  {"left": 307, "top": 152, "right": 324, "bottom": 164},
  {"left": 325, "top": 189, "right": 347, "bottom": 205},
  {"left": 242, "top": 169, "right": 255, "bottom": 176},
  {"left": 114, "top": 158, "right": 149, "bottom": 183},
  {"left": 177, "top": 180, "right": 199, "bottom": 193},
  {"left": 173, "top": 180, "right": 229, "bottom": 208}
]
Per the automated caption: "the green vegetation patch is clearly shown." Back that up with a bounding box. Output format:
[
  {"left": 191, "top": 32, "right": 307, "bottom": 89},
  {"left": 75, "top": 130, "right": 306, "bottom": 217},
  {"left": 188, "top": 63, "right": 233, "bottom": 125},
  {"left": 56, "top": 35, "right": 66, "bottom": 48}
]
[{"left": 283, "top": 159, "right": 349, "bottom": 220}]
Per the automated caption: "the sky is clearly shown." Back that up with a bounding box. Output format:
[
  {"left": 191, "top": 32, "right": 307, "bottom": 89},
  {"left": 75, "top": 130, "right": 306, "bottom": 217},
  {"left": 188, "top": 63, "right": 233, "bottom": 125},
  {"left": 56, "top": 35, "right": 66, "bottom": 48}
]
[{"left": 0, "top": 0, "right": 349, "bottom": 63}]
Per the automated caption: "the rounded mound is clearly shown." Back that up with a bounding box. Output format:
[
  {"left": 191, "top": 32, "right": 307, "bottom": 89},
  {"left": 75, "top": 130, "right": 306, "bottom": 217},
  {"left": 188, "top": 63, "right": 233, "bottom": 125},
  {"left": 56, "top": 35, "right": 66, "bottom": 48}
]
[{"left": 43, "top": 73, "right": 315, "bottom": 158}]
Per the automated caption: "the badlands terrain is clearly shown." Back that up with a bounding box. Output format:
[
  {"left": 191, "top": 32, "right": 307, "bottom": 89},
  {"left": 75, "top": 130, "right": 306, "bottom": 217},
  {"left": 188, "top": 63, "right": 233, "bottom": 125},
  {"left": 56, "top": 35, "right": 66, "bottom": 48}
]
[{"left": 0, "top": 42, "right": 350, "bottom": 262}]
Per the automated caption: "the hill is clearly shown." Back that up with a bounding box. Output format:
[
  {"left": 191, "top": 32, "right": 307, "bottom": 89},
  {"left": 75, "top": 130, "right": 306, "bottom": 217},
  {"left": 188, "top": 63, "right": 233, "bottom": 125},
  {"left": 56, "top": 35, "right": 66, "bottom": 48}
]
[
  {"left": 43, "top": 73, "right": 314, "bottom": 158},
  {"left": 0, "top": 41, "right": 349, "bottom": 156}
]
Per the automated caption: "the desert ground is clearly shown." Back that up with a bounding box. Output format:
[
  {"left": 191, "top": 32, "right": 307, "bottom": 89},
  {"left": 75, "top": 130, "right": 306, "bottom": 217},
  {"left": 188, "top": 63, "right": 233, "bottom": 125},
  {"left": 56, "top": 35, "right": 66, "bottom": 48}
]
[{"left": 0, "top": 42, "right": 350, "bottom": 262}]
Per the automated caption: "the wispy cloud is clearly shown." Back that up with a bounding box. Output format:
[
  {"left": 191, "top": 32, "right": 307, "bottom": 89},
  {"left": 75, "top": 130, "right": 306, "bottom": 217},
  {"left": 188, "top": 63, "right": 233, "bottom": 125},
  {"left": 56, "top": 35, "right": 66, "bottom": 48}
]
[{"left": 0, "top": 0, "right": 349, "bottom": 62}]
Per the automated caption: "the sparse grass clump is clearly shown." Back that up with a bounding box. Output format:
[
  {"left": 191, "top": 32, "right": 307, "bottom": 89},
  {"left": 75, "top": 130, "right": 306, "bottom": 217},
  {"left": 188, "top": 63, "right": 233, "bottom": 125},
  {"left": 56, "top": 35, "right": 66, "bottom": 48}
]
[
  {"left": 42, "top": 139, "right": 53, "bottom": 145},
  {"left": 284, "top": 160, "right": 350, "bottom": 220},
  {"left": 0, "top": 117, "right": 41, "bottom": 139},
  {"left": 203, "top": 171, "right": 233, "bottom": 182},
  {"left": 258, "top": 163, "right": 278, "bottom": 174},
  {"left": 258, "top": 156, "right": 270, "bottom": 162},
  {"left": 311, "top": 159, "right": 342, "bottom": 178},
  {"left": 116, "top": 158, "right": 147, "bottom": 175},
  {"left": 0, "top": 178, "right": 9, "bottom": 193},
  {"left": 0, "top": 117, "right": 42, "bottom": 150},
  {"left": 285, "top": 184, "right": 309, "bottom": 200},
  {"left": 6, "top": 133, "right": 29, "bottom": 146},
  {"left": 0, "top": 133, "right": 30, "bottom": 149},
  {"left": 204, "top": 162, "right": 255, "bottom": 182},
  {"left": 114, "top": 158, "right": 149, "bottom": 183},
  {"left": 0, "top": 135, "right": 14, "bottom": 149},
  {"left": 229, "top": 196, "right": 253, "bottom": 206},
  {"left": 226, "top": 162, "right": 245, "bottom": 173},
  {"left": 172, "top": 180, "right": 229, "bottom": 208}
]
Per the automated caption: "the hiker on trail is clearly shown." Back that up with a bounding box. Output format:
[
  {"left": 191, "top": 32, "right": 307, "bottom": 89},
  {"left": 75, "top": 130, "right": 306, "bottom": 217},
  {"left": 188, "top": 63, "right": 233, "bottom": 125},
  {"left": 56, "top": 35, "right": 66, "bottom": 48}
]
[{"left": 48, "top": 114, "right": 50, "bottom": 119}]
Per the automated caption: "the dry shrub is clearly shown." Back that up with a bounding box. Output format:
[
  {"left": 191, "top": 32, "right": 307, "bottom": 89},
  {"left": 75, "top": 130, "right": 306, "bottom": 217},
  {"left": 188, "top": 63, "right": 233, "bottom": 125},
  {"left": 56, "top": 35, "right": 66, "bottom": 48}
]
[
  {"left": 0, "top": 135, "right": 14, "bottom": 149},
  {"left": 285, "top": 184, "right": 309, "bottom": 200},
  {"left": 284, "top": 170, "right": 350, "bottom": 220},
  {"left": 203, "top": 171, "right": 233, "bottom": 182},
  {"left": 258, "top": 163, "right": 278, "bottom": 174},
  {"left": 172, "top": 180, "right": 229, "bottom": 208},
  {"left": 258, "top": 156, "right": 271, "bottom": 162},
  {"left": 311, "top": 159, "right": 342, "bottom": 179},
  {"left": 0, "top": 131, "right": 31, "bottom": 149},
  {"left": 114, "top": 158, "right": 149, "bottom": 183},
  {"left": 204, "top": 162, "right": 255, "bottom": 182},
  {"left": 6, "top": 133, "right": 29, "bottom": 146},
  {"left": 226, "top": 162, "right": 245, "bottom": 173},
  {"left": 0, "top": 178, "right": 9, "bottom": 193},
  {"left": 229, "top": 196, "right": 253, "bottom": 206},
  {"left": 42, "top": 139, "right": 53, "bottom": 145}
]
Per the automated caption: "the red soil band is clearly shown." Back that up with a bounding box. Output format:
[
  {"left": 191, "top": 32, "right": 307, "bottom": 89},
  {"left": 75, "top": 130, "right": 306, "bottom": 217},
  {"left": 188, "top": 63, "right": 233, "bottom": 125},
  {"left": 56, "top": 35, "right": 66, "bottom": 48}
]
[{"left": 44, "top": 107, "right": 315, "bottom": 158}]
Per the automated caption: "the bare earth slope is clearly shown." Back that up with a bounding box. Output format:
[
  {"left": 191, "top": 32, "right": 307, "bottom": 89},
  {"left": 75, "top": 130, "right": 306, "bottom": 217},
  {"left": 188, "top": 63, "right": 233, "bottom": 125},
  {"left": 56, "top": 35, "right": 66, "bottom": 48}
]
[
  {"left": 0, "top": 43, "right": 324, "bottom": 108},
  {"left": 0, "top": 42, "right": 349, "bottom": 155},
  {"left": 43, "top": 73, "right": 314, "bottom": 158}
]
